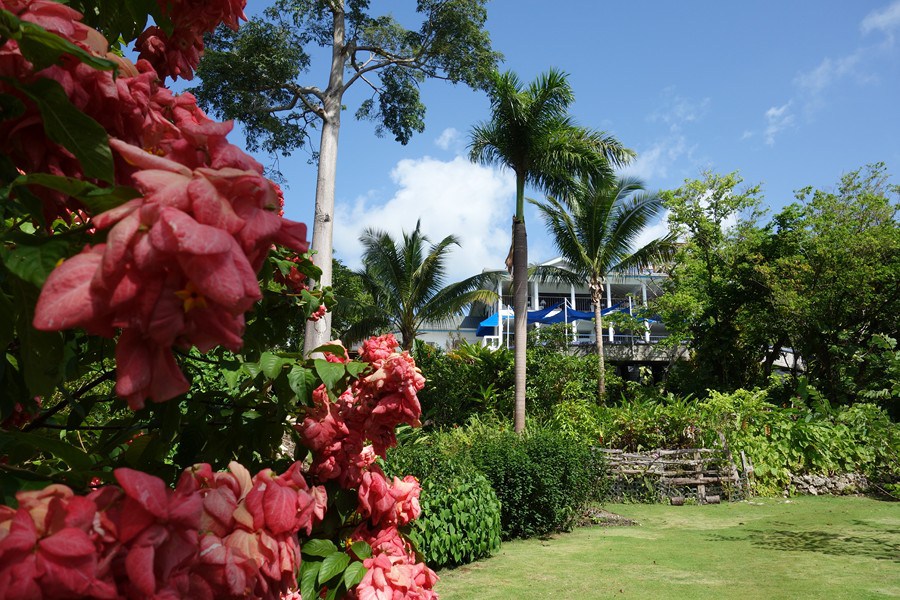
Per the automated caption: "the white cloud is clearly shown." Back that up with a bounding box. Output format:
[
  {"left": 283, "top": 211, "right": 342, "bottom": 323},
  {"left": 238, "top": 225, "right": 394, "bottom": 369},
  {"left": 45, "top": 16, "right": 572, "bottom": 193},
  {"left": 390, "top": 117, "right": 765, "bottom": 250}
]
[
  {"left": 648, "top": 88, "right": 711, "bottom": 133},
  {"left": 746, "top": 3, "right": 896, "bottom": 144},
  {"left": 623, "top": 89, "right": 706, "bottom": 184},
  {"left": 764, "top": 102, "right": 794, "bottom": 145},
  {"left": 621, "top": 136, "right": 690, "bottom": 181},
  {"left": 333, "top": 156, "right": 515, "bottom": 282},
  {"left": 794, "top": 52, "right": 865, "bottom": 94},
  {"left": 434, "top": 127, "right": 462, "bottom": 152},
  {"left": 630, "top": 211, "right": 671, "bottom": 253},
  {"left": 861, "top": 0, "right": 900, "bottom": 36}
]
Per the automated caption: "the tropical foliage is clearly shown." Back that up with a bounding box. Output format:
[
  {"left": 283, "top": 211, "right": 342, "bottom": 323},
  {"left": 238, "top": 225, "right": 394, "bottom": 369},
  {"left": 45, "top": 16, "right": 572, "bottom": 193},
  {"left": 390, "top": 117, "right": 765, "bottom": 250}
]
[
  {"left": 0, "top": 2, "right": 438, "bottom": 598},
  {"left": 532, "top": 175, "right": 674, "bottom": 399},
  {"left": 658, "top": 165, "right": 900, "bottom": 415},
  {"left": 343, "top": 222, "right": 498, "bottom": 350}
]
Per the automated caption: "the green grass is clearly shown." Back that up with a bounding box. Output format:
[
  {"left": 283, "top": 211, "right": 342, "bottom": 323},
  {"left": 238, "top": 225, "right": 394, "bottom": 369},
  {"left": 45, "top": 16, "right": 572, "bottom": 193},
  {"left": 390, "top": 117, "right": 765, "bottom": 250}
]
[{"left": 435, "top": 496, "right": 900, "bottom": 599}]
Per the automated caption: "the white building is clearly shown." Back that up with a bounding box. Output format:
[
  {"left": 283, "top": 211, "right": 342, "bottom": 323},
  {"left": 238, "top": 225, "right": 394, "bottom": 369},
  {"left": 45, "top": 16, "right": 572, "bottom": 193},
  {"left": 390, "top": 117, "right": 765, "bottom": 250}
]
[{"left": 416, "top": 257, "right": 680, "bottom": 375}]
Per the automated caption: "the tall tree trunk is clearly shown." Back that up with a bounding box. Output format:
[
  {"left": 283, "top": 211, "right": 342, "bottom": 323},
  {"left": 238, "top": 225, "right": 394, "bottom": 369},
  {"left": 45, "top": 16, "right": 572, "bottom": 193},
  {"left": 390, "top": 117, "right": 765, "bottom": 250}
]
[
  {"left": 593, "top": 285, "right": 606, "bottom": 401},
  {"left": 304, "top": 3, "right": 345, "bottom": 355},
  {"left": 512, "top": 218, "right": 528, "bottom": 433}
]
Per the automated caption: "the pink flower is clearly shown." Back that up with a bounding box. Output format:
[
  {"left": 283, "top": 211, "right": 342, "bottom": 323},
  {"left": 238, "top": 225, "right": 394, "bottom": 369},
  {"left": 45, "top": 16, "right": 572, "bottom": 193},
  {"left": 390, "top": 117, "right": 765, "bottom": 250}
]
[
  {"left": 354, "top": 526, "right": 438, "bottom": 600},
  {"left": 135, "top": 0, "right": 248, "bottom": 81},
  {"left": 308, "top": 303, "right": 328, "bottom": 322}
]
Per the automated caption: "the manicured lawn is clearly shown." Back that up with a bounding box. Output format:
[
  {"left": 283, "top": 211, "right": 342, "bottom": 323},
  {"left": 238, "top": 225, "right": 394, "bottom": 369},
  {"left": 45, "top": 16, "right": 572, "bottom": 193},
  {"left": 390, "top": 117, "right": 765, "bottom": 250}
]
[{"left": 435, "top": 496, "right": 900, "bottom": 599}]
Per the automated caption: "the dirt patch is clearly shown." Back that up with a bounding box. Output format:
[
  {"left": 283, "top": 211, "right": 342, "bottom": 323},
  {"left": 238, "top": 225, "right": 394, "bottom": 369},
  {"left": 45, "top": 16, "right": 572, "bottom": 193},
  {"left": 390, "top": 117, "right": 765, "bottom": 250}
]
[{"left": 579, "top": 507, "right": 638, "bottom": 527}]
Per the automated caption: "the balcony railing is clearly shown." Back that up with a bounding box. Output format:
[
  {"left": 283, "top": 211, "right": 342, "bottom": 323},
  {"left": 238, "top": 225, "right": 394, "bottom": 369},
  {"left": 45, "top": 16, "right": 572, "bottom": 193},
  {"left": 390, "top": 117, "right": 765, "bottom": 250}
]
[
  {"left": 500, "top": 295, "right": 640, "bottom": 313},
  {"left": 482, "top": 332, "right": 668, "bottom": 350}
]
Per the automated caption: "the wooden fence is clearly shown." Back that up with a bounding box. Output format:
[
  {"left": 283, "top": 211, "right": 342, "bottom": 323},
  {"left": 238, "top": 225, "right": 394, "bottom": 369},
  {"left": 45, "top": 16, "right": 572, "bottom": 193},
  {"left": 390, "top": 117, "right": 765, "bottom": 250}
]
[{"left": 596, "top": 445, "right": 749, "bottom": 504}]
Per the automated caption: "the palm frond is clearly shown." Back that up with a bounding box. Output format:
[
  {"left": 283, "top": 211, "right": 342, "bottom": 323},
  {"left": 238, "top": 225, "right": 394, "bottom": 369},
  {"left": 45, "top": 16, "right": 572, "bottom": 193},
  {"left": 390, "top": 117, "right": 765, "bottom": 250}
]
[{"left": 527, "top": 264, "right": 585, "bottom": 286}]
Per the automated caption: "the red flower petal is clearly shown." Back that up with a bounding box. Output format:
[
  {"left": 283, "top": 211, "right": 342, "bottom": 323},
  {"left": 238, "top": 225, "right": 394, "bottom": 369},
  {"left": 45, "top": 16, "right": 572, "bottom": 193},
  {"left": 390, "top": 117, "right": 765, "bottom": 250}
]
[
  {"left": 114, "top": 468, "right": 169, "bottom": 519},
  {"left": 37, "top": 527, "right": 94, "bottom": 558},
  {"left": 33, "top": 249, "right": 106, "bottom": 331},
  {"left": 150, "top": 207, "right": 233, "bottom": 255}
]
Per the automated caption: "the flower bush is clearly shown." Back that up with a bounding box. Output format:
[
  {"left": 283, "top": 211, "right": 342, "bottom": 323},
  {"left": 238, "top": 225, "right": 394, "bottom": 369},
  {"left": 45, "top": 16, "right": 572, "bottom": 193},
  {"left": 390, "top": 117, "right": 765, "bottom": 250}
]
[{"left": 0, "top": 1, "right": 438, "bottom": 597}]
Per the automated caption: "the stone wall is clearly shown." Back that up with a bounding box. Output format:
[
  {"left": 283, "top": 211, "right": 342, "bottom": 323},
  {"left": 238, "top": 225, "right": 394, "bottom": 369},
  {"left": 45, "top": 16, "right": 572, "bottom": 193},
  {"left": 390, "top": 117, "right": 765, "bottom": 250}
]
[{"left": 787, "top": 473, "right": 869, "bottom": 496}]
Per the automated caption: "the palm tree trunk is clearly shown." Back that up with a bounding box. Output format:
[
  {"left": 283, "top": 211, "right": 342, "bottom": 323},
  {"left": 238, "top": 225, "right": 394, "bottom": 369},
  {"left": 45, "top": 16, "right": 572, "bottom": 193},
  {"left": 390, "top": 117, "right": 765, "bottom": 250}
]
[
  {"left": 512, "top": 218, "right": 528, "bottom": 433},
  {"left": 593, "top": 288, "right": 606, "bottom": 402}
]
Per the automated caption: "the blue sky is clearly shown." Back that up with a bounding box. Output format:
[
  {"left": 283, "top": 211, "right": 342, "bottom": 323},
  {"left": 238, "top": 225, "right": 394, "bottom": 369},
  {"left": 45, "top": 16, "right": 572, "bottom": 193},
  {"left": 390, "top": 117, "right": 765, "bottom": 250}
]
[{"left": 232, "top": 0, "right": 900, "bottom": 281}]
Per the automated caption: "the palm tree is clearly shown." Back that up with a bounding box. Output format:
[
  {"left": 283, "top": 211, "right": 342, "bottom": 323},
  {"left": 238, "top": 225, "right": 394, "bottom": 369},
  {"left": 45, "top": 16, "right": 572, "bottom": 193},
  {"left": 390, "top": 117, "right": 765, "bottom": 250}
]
[
  {"left": 468, "top": 69, "right": 633, "bottom": 431},
  {"left": 344, "top": 222, "right": 499, "bottom": 351},
  {"left": 531, "top": 175, "right": 675, "bottom": 400}
]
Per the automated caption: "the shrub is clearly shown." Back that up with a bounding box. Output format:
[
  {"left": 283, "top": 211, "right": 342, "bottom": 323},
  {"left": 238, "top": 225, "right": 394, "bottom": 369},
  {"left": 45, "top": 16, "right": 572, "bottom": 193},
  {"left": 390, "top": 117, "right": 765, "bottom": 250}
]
[
  {"left": 383, "top": 432, "right": 503, "bottom": 569},
  {"left": 468, "top": 426, "right": 604, "bottom": 539},
  {"left": 409, "top": 473, "right": 502, "bottom": 568},
  {"left": 412, "top": 342, "right": 514, "bottom": 427}
]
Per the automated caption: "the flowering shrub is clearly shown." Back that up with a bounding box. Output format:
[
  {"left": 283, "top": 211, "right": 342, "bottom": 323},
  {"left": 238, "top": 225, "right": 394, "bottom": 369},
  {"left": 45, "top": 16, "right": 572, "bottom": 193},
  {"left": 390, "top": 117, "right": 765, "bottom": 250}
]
[
  {"left": 0, "top": 462, "right": 325, "bottom": 599},
  {"left": 0, "top": 1, "right": 437, "bottom": 598}
]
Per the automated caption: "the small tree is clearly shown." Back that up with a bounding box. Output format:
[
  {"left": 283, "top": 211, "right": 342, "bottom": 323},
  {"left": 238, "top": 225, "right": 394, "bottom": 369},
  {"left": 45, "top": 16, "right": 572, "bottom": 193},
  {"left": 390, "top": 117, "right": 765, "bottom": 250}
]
[
  {"left": 346, "top": 222, "right": 499, "bottom": 350},
  {"left": 532, "top": 175, "right": 674, "bottom": 400}
]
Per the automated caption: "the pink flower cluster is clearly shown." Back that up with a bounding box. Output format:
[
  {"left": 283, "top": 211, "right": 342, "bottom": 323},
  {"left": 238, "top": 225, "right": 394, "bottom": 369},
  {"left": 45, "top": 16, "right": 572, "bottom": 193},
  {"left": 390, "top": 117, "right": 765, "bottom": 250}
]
[
  {"left": 353, "top": 525, "right": 438, "bottom": 600},
  {"left": 32, "top": 137, "right": 308, "bottom": 408},
  {"left": 296, "top": 334, "right": 438, "bottom": 599},
  {"left": 0, "top": 0, "right": 309, "bottom": 408},
  {"left": 0, "top": 462, "right": 325, "bottom": 599},
  {"left": 297, "top": 334, "right": 426, "bottom": 484},
  {"left": 136, "top": 0, "right": 247, "bottom": 81}
]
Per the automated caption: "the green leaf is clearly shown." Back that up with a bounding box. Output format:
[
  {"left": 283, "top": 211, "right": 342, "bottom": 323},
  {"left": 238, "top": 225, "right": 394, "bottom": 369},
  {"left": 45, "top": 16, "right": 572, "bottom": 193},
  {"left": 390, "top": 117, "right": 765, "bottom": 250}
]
[
  {"left": 259, "top": 352, "right": 285, "bottom": 379},
  {"left": 0, "top": 231, "right": 71, "bottom": 288},
  {"left": 0, "top": 9, "right": 117, "bottom": 72},
  {"left": 12, "top": 78, "right": 114, "bottom": 183},
  {"left": 349, "top": 540, "right": 372, "bottom": 560},
  {"left": 312, "top": 343, "right": 347, "bottom": 358},
  {"left": 0, "top": 93, "right": 25, "bottom": 122},
  {"left": 287, "top": 365, "right": 316, "bottom": 404},
  {"left": 0, "top": 430, "right": 93, "bottom": 471},
  {"left": 299, "top": 559, "right": 321, "bottom": 600},
  {"left": 0, "top": 291, "right": 14, "bottom": 350},
  {"left": 318, "top": 552, "right": 350, "bottom": 585},
  {"left": 12, "top": 283, "right": 64, "bottom": 397},
  {"left": 343, "top": 561, "right": 367, "bottom": 589},
  {"left": 241, "top": 361, "right": 262, "bottom": 379},
  {"left": 123, "top": 431, "right": 153, "bottom": 467},
  {"left": 346, "top": 361, "right": 369, "bottom": 378},
  {"left": 314, "top": 359, "right": 345, "bottom": 391},
  {"left": 302, "top": 539, "right": 338, "bottom": 558},
  {"left": 222, "top": 368, "right": 241, "bottom": 391},
  {"left": 11, "top": 174, "right": 139, "bottom": 215}
]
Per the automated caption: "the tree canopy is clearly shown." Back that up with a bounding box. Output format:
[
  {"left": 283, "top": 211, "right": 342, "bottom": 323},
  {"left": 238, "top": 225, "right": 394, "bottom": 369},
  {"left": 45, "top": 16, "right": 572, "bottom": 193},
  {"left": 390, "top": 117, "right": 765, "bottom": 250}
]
[
  {"left": 657, "top": 165, "right": 900, "bottom": 415},
  {"left": 345, "top": 222, "right": 499, "bottom": 350},
  {"left": 194, "top": 0, "right": 500, "bottom": 156}
]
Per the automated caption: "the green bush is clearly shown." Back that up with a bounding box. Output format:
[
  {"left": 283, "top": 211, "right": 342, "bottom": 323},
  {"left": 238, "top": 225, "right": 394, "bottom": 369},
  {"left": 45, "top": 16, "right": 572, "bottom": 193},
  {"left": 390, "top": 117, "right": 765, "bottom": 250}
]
[
  {"left": 383, "top": 432, "right": 502, "bottom": 569},
  {"left": 581, "top": 386, "right": 900, "bottom": 497},
  {"left": 702, "top": 391, "right": 900, "bottom": 494},
  {"left": 408, "top": 473, "right": 502, "bottom": 568},
  {"left": 525, "top": 324, "right": 625, "bottom": 414},
  {"left": 412, "top": 342, "right": 514, "bottom": 427},
  {"left": 468, "top": 426, "right": 604, "bottom": 539}
]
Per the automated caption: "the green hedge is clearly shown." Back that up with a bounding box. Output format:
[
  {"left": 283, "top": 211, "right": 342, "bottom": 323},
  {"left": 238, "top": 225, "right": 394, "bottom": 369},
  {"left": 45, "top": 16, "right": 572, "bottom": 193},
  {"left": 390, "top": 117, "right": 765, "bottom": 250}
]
[{"left": 467, "top": 426, "right": 604, "bottom": 539}]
